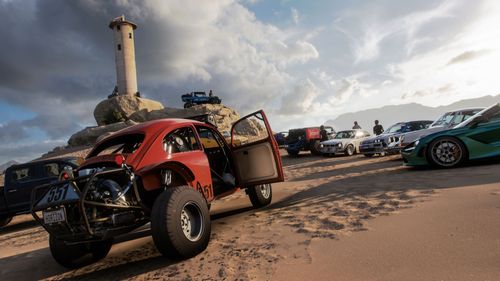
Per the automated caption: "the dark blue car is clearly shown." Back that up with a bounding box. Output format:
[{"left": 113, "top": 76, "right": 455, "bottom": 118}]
[
  {"left": 182, "top": 91, "right": 222, "bottom": 108},
  {"left": 359, "top": 120, "right": 433, "bottom": 157}
]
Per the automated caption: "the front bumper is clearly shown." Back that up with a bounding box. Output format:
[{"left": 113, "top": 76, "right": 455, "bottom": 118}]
[
  {"left": 401, "top": 144, "right": 429, "bottom": 166},
  {"left": 31, "top": 167, "right": 146, "bottom": 242},
  {"left": 320, "top": 145, "right": 342, "bottom": 154},
  {"left": 359, "top": 143, "right": 385, "bottom": 154}
]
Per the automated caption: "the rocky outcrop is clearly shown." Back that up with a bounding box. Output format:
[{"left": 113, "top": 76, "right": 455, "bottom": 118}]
[
  {"left": 94, "top": 95, "right": 164, "bottom": 126},
  {"left": 68, "top": 104, "right": 243, "bottom": 147},
  {"left": 136, "top": 104, "right": 241, "bottom": 133},
  {"left": 68, "top": 120, "right": 138, "bottom": 147}
]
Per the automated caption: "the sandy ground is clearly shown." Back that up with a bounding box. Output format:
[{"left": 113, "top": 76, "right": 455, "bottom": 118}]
[{"left": 1, "top": 150, "right": 499, "bottom": 280}]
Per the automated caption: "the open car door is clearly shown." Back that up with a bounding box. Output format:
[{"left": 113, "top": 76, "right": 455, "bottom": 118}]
[{"left": 230, "top": 110, "right": 284, "bottom": 187}]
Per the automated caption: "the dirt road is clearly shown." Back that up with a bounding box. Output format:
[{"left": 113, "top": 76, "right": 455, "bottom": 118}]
[{"left": 1, "top": 152, "right": 499, "bottom": 280}]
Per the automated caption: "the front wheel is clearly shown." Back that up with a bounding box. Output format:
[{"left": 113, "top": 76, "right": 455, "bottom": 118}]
[
  {"left": 345, "top": 144, "right": 355, "bottom": 156},
  {"left": 184, "top": 102, "right": 193, "bottom": 108},
  {"left": 427, "top": 137, "right": 467, "bottom": 168},
  {"left": 49, "top": 235, "right": 112, "bottom": 268},
  {"left": 151, "top": 186, "right": 211, "bottom": 260},
  {"left": 0, "top": 216, "right": 13, "bottom": 228},
  {"left": 247, "top": 184, "right": 272, "bottom": 208}
]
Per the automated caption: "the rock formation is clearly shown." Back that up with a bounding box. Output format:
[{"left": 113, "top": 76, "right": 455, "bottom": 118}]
[
  {"left": 68, "top": 103, "right": 243, "bottom": 147},
  {"left": 94, "top": 95, "right": 164, "bottom": 126}
]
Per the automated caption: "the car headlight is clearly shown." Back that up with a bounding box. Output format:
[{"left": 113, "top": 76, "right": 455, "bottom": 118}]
[
  {"left": 320, "top": 144, "right": 324, "bottom": 148},
  {"left": 337, "top": 143, "right": 342, "bottom": 148}
]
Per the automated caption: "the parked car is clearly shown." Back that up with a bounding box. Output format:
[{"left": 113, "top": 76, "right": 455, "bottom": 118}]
[
  {"left": 360, "top": 120, "right": 433, "bottom": 157},
  {"left": 285, "top": 126, "right": 335, "bottom": 156},
  {"left": 0, "top": 157, "right": 80, "bottom": 228},
  {"left": 402, "top": 103, "right": 500, "bottom": 168},
  {"left": 181, "top": 91, "right": 222, "bottom": 108},
  {"left": 319, "top": 129, "right": 371, "bottom": 156},
  {"left": 400, "top": 108, "right": 483, "bottom": 147},
  {"left": 31, "top": 110, "right": 284, "bottom": 268},
  {"left": 274, "top": 131, "right": 289, "bottom": 148}
]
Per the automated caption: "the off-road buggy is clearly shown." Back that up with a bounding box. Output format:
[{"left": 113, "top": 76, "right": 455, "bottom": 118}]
[{"left": 31, "top": 110, "right": 283, "bottom": 268}]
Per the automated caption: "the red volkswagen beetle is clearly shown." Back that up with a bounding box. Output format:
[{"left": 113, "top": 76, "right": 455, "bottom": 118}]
[{"left": 32, "top": 110, "right": 284, "bottom": 268}]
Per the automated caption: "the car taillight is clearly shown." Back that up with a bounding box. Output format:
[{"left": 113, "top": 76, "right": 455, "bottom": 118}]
[{"left": 115, "top": 155, "right": 125, "bottom": 166}]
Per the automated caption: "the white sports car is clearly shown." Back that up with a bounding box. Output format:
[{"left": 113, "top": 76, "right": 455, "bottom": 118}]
[{"left": 319, "top": 129, "right": 371, "bottom": 156}]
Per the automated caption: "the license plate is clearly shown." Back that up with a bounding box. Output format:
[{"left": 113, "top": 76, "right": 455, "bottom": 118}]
[{"left": 43, "top": 208, "right": 66, "bottom": 224}]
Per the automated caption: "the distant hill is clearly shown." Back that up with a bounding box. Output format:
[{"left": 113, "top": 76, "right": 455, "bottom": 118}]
[
  {"left": 325, "top": 94, "right": 500, "bottom": 131},
  {"left": 0, "top": 160, "right": 19, "bottom": 174}
]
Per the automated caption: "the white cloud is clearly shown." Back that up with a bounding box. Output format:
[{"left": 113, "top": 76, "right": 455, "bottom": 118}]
[{"left": 291, "top": 7, "right": 299, "bottom": 25}]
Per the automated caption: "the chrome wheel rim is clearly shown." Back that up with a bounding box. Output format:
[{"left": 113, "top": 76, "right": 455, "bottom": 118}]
[
  {"left": 259, "top": 184, "right": 271, "bottom": 199},
  {"left": 431, "top": 139, "right": 462, "bottom": 167},
  {"left": 180, "top": 202, "right": 203, "bottom": 242},
  {"left": 347, "top": 145, "right": 354, "bottom": 155}
]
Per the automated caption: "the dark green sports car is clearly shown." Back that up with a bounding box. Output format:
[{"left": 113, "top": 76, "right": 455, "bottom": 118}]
[{"left": 402, "top": 103, "right": 500, "bottom": 168}]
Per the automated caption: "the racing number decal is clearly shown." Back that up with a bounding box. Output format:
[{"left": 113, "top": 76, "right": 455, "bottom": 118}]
[
  {"left": 46, "top": 185, "right": 68, "bottom": 203},
  {"left": 196, "top": 182, "right": 213, "bottom": 199}
]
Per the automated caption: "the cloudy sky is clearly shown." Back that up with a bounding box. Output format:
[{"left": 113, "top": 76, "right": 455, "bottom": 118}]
[{"left": 1, "top": 0, "right": 499, "bottom": 162}]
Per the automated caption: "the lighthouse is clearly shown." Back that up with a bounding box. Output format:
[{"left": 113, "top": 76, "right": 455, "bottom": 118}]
[{"left": 109, "top": 15, "right": 138, "bottom": 96}]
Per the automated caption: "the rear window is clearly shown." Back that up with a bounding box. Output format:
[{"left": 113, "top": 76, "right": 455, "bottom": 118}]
[{"left": 88, "top": 134, "right": 145, "bottom": 157}]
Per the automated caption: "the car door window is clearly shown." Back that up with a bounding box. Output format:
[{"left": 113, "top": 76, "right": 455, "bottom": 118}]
[
  {"left": 11, "top": 167, "right": 34, "bottom": 183},
  {"left": 163, "top": 127, "right": 200, "bottom": 154},
  {"left": 231, "top": 112, "right": 269, "bottom": 148},
  {"left": 43, "top": 163, "right": 60, "bottom": 177}
]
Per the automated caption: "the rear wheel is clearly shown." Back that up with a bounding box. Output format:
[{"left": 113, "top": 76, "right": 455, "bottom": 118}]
[
  {"left": 310, "top": 140, "right": 322, "bottom": 155},
  {"left": 49, "top": 235, "right": 112, "bottom": 268},
  {"left": 151, "top": 186, "right": 211, "bottom": 259},
  {"left": 247, "top": 184, "right": 272, "bottom": 208},
  {"left": 427, "top": 137, "right": 467, "bottom": 168},
  {"left": 0, "top": 216, "right": 12, "bottom": 228},
  {"left": 345, "top": 144, "right": 355, "bottom": 156}
]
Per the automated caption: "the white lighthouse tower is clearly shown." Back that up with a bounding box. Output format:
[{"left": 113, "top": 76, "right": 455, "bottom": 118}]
[{"left": 109, "top": 15, "right": 138, "bottom": 96}]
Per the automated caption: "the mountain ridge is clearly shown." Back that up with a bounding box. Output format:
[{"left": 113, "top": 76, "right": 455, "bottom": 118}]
[{"left": 325, "top": 94, "right": 500, "bottom": 131}]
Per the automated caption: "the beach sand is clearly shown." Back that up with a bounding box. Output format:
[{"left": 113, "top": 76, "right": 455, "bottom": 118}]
[{"left": 0, "top": 150, "right": 499, "bottom": 280}]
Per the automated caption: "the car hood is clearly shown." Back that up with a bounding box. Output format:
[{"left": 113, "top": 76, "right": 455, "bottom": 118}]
[
  {"left": 361, "top": 133, "right": 396, "bottom": 144},
  {"left": 321, "top": 139, "right": 349, "bottom": 145},
  {"left": 401, "top": 126, "right": 446, "bottom": 143}
]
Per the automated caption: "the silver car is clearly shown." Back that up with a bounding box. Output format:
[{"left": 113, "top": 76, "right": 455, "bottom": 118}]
[
  {"left": 319, "top": 129, "right": 371, "bottom": 156},
  {"left": 400, "top": 108, "right": 483, "bottom": 147}
]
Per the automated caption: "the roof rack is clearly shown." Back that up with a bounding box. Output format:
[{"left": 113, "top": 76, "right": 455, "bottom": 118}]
[{"left": 185, "top": 114, "right": 216, "bottom": 127}]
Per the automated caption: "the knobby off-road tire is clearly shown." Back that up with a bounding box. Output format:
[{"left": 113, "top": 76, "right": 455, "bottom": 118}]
[
  {"left": 0, "top": 216, "right": 13, "bottom": 228},
  {"left": 247, "top": 184, "right": 272, "bottom": 208},
  {"left": 427, "top": 137, "right": 467, "bottom": 168},
  {"left": 151, "top": 186, "right": 211, "bottom": 260},
  {"left": 49, "top": 235, "right": 112, "bottom": 268},
  {"left": 310, "top": 140, "right": 322, "bottom": 156},
  {"left": 345, "top": 144, "right": 355, "bottom": 156}
]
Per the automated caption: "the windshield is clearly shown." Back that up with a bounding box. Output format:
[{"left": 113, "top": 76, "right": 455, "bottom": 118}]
[
  {"left": 88, "top": 134, "right": 145, "bottom": 158},
  {"left": 334, "top": 130, "right": 355, "bottom": 139},
  {"left": 385, "top": 123, "right": 403, "bottom": 134},
  {"left": 455, "top": 103, "right": 500, "bottom": 128},
  {"left": 431, "top": 109, "right": 482, "bottom": 128}
]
